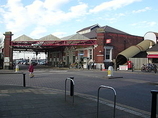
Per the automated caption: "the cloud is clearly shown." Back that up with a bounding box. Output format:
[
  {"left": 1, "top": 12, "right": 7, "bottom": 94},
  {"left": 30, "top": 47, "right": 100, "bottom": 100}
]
[
  {"left": 30, "top": 27, "right": 47, "bottom": 38},
  {"left": 52, "top": 32, "right": 67, "bottom": 38},
  {"left": 132, "top": 7, "right": 151, "bottom": 13},
  {"left": 43, "top": 0, "right": 70, "bottom": 11},
  {"left": 0, "top": 31, "right": 5, "bottom": 43},
  {"left": 0, "top": 0, "right": 88, "bottom": 38},
  {"left": 101, "top": 13, "right": 125, "bottom": 23},
  {"left": 131, "top": 21, "right": 157, "bottom": 28},
  {"left": 2, "top": 0, "right": 30, "bottom": 34},
  {"left": 89, "top": 0, "right": 142, "bottom": 13},
  {"left": 64, "top": 3, "right": 88, "bottom": 20},
  {"left": 36, "top": 3, "right": 88, "bottom": 26}
]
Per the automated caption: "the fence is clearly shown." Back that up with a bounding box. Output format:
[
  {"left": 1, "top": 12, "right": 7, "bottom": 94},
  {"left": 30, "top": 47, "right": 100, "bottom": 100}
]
[{"left": 129, "top": 58, "right": 148, "bottom": 70}]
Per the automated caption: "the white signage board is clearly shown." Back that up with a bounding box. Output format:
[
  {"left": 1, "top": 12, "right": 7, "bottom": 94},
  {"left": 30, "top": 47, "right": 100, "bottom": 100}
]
[{"left": 119, "top": 65, "right": 128, "bottom": 70}]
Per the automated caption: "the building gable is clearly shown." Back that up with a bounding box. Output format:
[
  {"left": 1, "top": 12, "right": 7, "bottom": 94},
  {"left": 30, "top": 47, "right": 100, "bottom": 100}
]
[
  {"left": 77, "top": 24, "right": 100, "bottom": 34},
  {"left": 13, "top": 34, "right": 34, "bottom": 41},
  {"left": 62, "top": 33, "right": 90, "bottom": 40},
  {"left": 39, "top": 34, "right": 61, "bottom": 41}
]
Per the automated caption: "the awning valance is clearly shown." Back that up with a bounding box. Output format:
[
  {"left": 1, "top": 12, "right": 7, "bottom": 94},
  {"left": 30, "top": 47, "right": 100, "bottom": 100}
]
[{"left": 147, "top": 54, "right": 158, "bottom": 58}]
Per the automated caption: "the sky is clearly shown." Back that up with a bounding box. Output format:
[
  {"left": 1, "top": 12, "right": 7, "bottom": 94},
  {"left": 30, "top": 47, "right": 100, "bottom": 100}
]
[{"left": 0, "top": 0, "right": 158, "bottom": 40}]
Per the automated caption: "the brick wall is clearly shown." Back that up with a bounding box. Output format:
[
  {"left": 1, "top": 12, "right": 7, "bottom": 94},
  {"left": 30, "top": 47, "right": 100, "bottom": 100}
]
[
  {"left": 94, "top": 32, "right": 105, "bottom": 63},
  {"left": 3, "top": 32, "right": 13, "bottom": 69},
  {"left": 104, "top": 33, "right": 143, "bottom": 59}
]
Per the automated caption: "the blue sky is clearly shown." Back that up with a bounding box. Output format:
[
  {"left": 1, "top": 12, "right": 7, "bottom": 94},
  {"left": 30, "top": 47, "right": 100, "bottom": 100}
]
[{"left": 0, "top": 0, "right": 158, "bottom": 40}]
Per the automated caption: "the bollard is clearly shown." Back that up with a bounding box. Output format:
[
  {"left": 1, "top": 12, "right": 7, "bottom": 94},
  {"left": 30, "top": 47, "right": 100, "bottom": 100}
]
[
  {"left": 15, "top": 64, "right": 19, "bottom": 72},
  {"left": 65, "top": 77, "right": 75, "bottom": 103},
  {"left": 23, "top": 73, "right": 26, "bottom": 87},
  {"left": 151, "top": 90, "right": 158, "bottom": 118},
  {"left": 132, "top": 64, "right": 134, "bottom": 72},
  {"left": 100, "top": 65, "right": 102, "bottom": 71},
  {"left": 70, "top": 76, "right": 74, "bottom": 96},
  {"left": 108, "top": 66, "right": 113, "bottom": 77}
]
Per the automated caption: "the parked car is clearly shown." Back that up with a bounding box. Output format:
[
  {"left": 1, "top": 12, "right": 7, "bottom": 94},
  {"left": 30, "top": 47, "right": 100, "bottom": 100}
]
[{"left": 31, "top": 60, "right": 38, "bottom": 66}]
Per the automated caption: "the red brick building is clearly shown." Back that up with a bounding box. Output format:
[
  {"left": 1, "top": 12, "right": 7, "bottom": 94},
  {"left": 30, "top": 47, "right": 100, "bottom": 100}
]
[
  {"left": 3, "top": 24, "right": 144, "bottom": 69},
  {"left": 77, "top": 24, "right": 143, "bottom": 69}
]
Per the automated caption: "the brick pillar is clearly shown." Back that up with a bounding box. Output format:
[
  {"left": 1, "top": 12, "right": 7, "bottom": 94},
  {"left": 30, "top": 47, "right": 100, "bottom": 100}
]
[
  {"left": 94, "top": 28, "right": 105, "bottom": 63},
  {"left": 3, "top": 32, "right": 13, "bottom": 69}
]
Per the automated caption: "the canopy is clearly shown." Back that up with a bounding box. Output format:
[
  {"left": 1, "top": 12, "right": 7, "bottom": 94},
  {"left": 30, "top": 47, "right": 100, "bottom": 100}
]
[{"left": 147, "top": 54, "right": 158, "bottom": 58}]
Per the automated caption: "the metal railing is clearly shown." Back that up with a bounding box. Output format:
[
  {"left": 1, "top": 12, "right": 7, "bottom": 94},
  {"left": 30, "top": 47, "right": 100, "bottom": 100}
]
[
  {"left": 97, "top": 85, "right": 116, "bottom": 118},
  {"left": 0, "top": 72, "right": 26, "bottom": 87},
  {"left": 65, "top": 77, "right": 75, "bottom": 103}
]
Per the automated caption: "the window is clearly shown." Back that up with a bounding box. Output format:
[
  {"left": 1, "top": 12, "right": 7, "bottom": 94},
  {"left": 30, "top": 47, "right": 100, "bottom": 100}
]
[
  {"left": 89, "top": 49, "right": 92, "bottom": 59},
  {"left": 104, "top": 46, "right": 113, "bottom": 62},
  {"left": 106, "top": 49, "right": 110, "bottom": 59},
  {"left": 79, "top": 50, "right": 84, "bottom": 59}
]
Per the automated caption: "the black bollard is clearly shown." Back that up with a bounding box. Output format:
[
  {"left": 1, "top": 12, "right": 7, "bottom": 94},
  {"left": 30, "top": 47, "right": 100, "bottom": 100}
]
[
  {"left": 151, "top": 90, "right": 158, "bottom": 118},
  {"left": 100, "top": 65, "right": 102, "bottom": 71},
  {"left": 70, "top": 76, "right": 74, "bottom": 96},
  {"left": 23, "top": 73, "right": 26, "bottom": 87},
  {"left": 132, "top": 64, "right": 134, "bottom": 72}
]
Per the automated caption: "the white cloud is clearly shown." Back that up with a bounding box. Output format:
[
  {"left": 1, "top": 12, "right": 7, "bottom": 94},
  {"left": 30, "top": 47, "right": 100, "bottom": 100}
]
[
  {"left": 0, "top": 33, "right": 4, "bottom": 40},
  {"left": 52, "top": 32, "right": 67, "bottom": 38},
  {"left": 147, "top": 21, "right": 157, "bottom": 27},
  {"left": 64, "top": 3, "right": 88, "bottom": 20},
  {"left": 32, "top": 2, "right": 88, "bottom": 30},
  {"left": 89, "top": 0, "right": 142, "bottom": 13},
  {"left": 132, "top": 7, "right": 151, "bottom": 13},
  {"left": 2, "top": 0, "right": 29, "bottom": 34},
  {"left": 1, "top": 0, "right": 88, "bottom": 38},
  {"left": 102, "top": 13, "right": 125, "bottom": 23},
  {"left": 30, "top": 27, "right": 47, "bottom": 38},
  {"left": 0, "top": 31, "right": 5, "bottom": 43},
  {"left": 131, "top": 21, "right": 157, "bottom": 28},
  {"left": 43, "top": 0, "right": 70, "bottom": 11}
]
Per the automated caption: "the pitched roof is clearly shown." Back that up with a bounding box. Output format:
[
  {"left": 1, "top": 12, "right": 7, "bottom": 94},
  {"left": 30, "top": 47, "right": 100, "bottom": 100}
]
[
  {"left": 147, "top": 44, "right": 158, "bottom": 51},
  {"left": 13, "top": 34, "right": 34, "bottom": 41},
  {"left": 83, "top": 29, "right": 97, "bottom": 39},
  {"left": 76, "top": 24, "right": 100, "bottom": 33},
  {"left": 61, "top": 33, "right": 90, "bottom": 40},
  {"left": 39, "top": 34, "right": 60, "bottom": 41},
  {"left": 61, "top": 34, "right": 74, "bottom": 40},
  {"left": 102, "top": 25, "right": 130, "bottom": 35},
  {"left": 82, "top": 25, "right": 130, "bottom": 39}
]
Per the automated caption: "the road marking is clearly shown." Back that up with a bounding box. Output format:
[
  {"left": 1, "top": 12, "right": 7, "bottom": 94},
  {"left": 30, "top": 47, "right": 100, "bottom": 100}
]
[
  {"left": 76, "top": 93, "right": 150, "bottom": 118},
  {"left": 35, "top": 70, "right": 68, "bottom": 73},
  {"left": 121, "top": 78, "right": 149, "bottom": 83}
]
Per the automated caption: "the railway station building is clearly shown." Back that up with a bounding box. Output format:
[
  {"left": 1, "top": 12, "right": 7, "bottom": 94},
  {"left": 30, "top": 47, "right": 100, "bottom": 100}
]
[{"left": 2, "top": 24, "right": 147, "bottom": 69}]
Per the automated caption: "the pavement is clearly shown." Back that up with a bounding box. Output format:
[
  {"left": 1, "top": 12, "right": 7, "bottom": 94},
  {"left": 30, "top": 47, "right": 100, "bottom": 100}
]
[{"left": 0, "top": 67, "right": 150, "bottom": 118}]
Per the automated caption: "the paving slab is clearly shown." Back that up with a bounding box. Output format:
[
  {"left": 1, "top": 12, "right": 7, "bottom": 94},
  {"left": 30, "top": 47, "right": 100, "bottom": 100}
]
[{"left": 0, "top": 85, "right": 149, "bottom": 118}]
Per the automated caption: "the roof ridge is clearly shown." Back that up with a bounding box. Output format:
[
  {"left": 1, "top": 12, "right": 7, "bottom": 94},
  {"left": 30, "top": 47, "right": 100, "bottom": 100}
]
[
  {"left": 39, "top": 34, "right": 61, "bottom": 41},
  {"left": 13, "top": 34, "right": 34, "bottom": 41},
  {"left": 77, "top": 24, "right": 100, "bottom": 33},
  {"left": 62, "top": 33, "right": 90, "bottom": 40},
  {"left": 101, "top": 25, "right": 130, "bottom": 35}
]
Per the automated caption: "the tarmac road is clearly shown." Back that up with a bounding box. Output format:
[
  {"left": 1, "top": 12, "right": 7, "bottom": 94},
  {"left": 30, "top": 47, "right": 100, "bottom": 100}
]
[{"left": 1, "top": 64, "right": 158, "bottom": 117}]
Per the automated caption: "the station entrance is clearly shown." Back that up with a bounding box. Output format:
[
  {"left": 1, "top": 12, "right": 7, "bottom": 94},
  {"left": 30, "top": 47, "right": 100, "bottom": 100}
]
[{"left": 2, "top": 32, "right": 97, "bottom": 69}]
